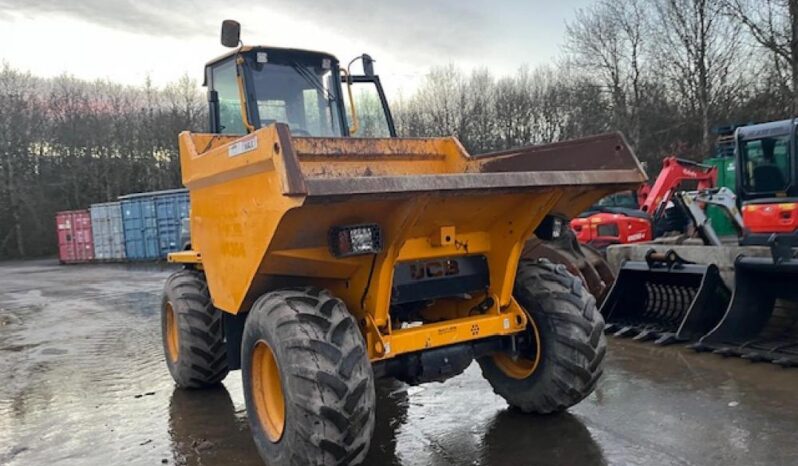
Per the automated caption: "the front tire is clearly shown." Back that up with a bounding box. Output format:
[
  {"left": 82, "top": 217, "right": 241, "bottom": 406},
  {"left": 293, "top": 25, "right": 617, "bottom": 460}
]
[
  {"left": 241, "top": 287, "right": 375, "bottom": 466},
  {"left": 478, "top": 259, "right": 606, "bottom": 413},
  {"left": 161, "top": 270, "right": 229, "bottom": 388}
]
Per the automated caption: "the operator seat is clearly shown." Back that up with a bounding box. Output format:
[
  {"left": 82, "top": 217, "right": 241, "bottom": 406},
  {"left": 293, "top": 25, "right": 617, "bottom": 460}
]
[{"left": 752, "top": 164, "right": 786, "bottom": 193}]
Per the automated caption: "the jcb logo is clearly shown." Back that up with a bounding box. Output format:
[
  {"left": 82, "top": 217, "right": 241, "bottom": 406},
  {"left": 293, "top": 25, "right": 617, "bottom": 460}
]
[{"left": 410, "top": 260, "right": 459, "bottom": 280}]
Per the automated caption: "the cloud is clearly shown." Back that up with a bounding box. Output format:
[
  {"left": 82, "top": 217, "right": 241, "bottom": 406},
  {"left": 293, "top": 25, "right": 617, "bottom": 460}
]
[
  {"left": 0, "top": 0, "right": 590, "bottom": 91},
  {"left": 0, "top": 0, "right": 214, "bottom": 38},
  {"left": 0, "top": 0, "right": 501, "bottom": 63},
  {"left": 267, "top": 0, "right": 491, "bottom": 59}
]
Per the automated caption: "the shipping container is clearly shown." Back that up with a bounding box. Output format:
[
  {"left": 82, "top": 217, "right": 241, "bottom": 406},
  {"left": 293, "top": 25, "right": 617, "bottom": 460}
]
[
  {"left": 120, "top": 193, "right": 160, "bottom": 260},
  {"left": 56, "top": 209, "right": 94, "bottom": 264},
  {"left": 155, "top": 190, "right": 190, "bottom": 256},
  {"left": 120, "top": 189, "right": 189, "bottom": 260},
  {"left": 90, "top": 201, "right": 126, "bottom": 261}
]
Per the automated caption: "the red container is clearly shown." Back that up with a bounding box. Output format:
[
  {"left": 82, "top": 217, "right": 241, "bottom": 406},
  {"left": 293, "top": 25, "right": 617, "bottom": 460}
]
[{"left": 56, "top": 209, "right": 95, "bottom": 263}]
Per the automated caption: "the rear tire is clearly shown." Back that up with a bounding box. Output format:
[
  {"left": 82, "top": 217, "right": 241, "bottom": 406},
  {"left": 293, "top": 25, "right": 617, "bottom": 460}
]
[
  {"left": 478, "top": 259, "right": 606, "bottom": 413},
  {"left": 161, "top": 269, "right": 229, "bottom": 388},
  {"left": 241, "top": 287, "right": 375, "bottom": 466}
]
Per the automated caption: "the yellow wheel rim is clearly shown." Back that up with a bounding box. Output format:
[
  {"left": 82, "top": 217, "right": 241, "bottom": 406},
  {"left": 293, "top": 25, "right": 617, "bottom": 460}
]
[
  {"left": 165, "top": 302, "right": 180, "bottom": 363},
  {"left": 493, "top": 353, "right": 538, "bottom": 379},
  {"left": 252, "top": 340, "right": 286, "bottom": 442},
  {"left": 493, "top": 314, "right": 542, "bottom": 380}
]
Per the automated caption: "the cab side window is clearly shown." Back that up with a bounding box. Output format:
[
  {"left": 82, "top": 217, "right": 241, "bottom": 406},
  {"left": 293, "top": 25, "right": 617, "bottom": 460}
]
[
  {"left": 212, "top": 60, "right": 246, "bottom": 134},
  {"left": 342, "top": 81, "right": 392, "bottom": 137}
]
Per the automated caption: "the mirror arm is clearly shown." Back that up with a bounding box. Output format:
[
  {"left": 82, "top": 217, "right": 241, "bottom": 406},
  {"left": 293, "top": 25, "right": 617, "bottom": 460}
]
[
  {"left": 341, "top": 69, "right": 359, "bottom": 136},
  {"left": 235, "top": 55, "right": 256, "bottom": 133}
]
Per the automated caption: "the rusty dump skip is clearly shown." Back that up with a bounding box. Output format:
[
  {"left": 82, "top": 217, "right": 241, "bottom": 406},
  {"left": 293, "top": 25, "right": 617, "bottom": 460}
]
[
  {"left": 291, "top": 132, "right": 644, "bottom": 189},
  {"left": 477, "top": 133, "right": 642, "bottom": 172},
  {"left": 176, "top": 124, "right": 647, "bottom": 316},
  {"left": 287, "top": 130, "right": 646, "bottom": 219}
]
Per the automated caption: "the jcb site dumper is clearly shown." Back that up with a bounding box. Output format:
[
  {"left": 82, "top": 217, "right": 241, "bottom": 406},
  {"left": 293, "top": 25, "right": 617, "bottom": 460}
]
[
  {"left": 600, "top": 118, "right": 798, "bottom": 366},
  {"left": 161, "top": 21, "right": 646, "bottom": 466}
]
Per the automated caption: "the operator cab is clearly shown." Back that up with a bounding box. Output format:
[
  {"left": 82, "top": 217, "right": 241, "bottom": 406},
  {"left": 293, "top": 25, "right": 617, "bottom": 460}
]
[
  {"left": 205, "top": 20, "right": 396, "bottom": 138},
  {"left": 735, "top": 118, "right": 798, "bottom": 245},
  {"left": 736, "top": 118, "right": 797, "bottom": 201}
]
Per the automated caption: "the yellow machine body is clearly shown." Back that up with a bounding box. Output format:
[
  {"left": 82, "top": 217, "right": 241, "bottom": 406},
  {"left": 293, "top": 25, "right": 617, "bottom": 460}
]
[{"left": 169, "top": 123, "right": 645, "bottom": 361}]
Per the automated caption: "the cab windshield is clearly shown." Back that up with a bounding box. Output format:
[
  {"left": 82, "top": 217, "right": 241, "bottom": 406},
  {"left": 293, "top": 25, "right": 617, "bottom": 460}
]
[
  {"left": 739, "top": 135, "right": 792, "bottom": 194},
  {"left": 248, "top": 58, "right": 343, "bottom": 137}
]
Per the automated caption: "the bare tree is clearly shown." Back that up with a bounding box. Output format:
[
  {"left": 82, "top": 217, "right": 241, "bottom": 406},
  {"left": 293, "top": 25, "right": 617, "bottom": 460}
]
[
  {"left": 494, "top": 68, "right": 535, "bottom": 148},
  {"left": 565, "top": 0, "right": 649, "bottom": 146},
  {"left": 651, "top": 0, "right": 745, "bottom": 155},
  {"left": 724, "top": 0, "right": 798, "bottom": 112},
  {"left": 0, "top": 65, "right": 207, "bottom": 259},
  {"left": 0, "top": 64, "right": 45, "bottom": 256},
  {"left": 459, "top": 68, "right": 497, "bottom": 153}
]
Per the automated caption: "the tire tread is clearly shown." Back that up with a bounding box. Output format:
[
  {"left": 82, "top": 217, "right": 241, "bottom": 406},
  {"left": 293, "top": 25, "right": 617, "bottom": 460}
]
[
  {"left": 478, "top": 259, "right": 606, "bottom": 414},
  {"left": 162, "top": 269, "right": 229, "bottom": 388},
  {"left": 243, "top": 287, "right": 374, "bottom": 466}
]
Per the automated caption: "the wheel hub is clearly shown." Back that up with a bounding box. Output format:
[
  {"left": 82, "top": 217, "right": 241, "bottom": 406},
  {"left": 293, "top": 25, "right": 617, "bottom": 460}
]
[
  {"left": 493, "top": 315, "right": 541, "bottom": 379},
  {"left": 165, "top": 302, "right": 180, "bottom": 363},
  {"left": 252, "top": 340, "right": 286, "bottom": 442}
]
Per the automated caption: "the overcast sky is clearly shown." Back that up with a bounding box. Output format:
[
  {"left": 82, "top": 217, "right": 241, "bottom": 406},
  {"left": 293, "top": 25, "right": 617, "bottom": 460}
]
[{"left": 0, "top": 0, "right": 593, "bottom": 95}]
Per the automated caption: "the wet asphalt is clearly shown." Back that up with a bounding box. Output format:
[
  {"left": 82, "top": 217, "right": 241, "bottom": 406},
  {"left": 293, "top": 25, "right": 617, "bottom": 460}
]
[{"left": 1, "top": 260, "right": 798, "bottom": 466}]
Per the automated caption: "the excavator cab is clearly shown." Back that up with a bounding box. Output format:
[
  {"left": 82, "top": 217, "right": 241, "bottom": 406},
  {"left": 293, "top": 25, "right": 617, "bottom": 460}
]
[
  {"left": 206, "top": 20, "right": 395, "bottom": 138},
  {"left": 736, "top": 119, "right": 798, "bottom": 245},
  {"left": 687, "top": 118, "right": 798, "bottom": 365}
]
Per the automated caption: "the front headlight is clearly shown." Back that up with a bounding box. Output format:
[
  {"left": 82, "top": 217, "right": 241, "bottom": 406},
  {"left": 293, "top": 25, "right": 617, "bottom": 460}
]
[{"left": 329, "top": 224, "right": 383, "bottom": 257}]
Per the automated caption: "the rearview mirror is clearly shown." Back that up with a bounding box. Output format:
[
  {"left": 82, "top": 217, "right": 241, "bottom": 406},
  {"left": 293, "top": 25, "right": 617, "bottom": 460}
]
[{"left": 221, "top": 20, "right": 241, "bottom": 48}]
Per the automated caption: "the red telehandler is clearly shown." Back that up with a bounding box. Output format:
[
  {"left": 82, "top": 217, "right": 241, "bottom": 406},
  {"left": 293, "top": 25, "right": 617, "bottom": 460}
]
[{"left": 571, "top": 156, "right": 717, "bottom": 248}]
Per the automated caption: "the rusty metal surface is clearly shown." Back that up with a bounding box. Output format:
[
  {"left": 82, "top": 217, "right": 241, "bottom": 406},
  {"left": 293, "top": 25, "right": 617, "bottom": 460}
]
[
  {"left": 477, "top": 132, "right": 647, "bottom": 174},
  {"left": 294, "top": 136, "right": 455, "bottom": 157},
  {"left": 184, "top": 127, "right": 646, "bottom": 199},
  {"left": 275, "top": 124, "right": 307, "bottom": 195},
  {"left": 304, "top": 170, "right": 644, "bottom": 197},
  {"left": 289, "top": 132, "right": 647, "bottom": 198}
]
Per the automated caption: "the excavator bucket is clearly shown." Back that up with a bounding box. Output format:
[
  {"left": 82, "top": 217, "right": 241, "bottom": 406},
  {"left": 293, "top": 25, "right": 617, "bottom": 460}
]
[
  {"left": 600, "top": 250, "right": 730, "bottom": 345},
  {"left": 692, "top": 253, "right": 798, "bottom": 366}
]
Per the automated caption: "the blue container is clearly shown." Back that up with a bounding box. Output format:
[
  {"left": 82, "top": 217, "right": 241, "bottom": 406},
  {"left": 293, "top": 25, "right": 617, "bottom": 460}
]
[
  {"left": 155, "top": 190, "right": 190, "bottom": 256},
  {"left": 120, "top": 192, "right": 160, "bottom": 260}
]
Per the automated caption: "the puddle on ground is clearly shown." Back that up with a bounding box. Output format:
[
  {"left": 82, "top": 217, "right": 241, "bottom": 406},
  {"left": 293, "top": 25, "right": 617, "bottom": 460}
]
[{"left": 2, "top": 261, "right": 798, "bottom": 466}]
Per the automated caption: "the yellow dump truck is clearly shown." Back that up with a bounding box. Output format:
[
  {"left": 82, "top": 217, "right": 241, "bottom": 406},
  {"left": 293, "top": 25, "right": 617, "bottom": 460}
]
[{"left": 161, "top": 21, "right": 646, "bottom": 466}]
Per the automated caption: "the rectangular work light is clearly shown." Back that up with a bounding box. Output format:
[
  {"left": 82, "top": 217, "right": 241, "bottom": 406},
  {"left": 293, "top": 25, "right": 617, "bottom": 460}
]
[{"left": 329, "top": 224, "right": 383, "bottom": 257}]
